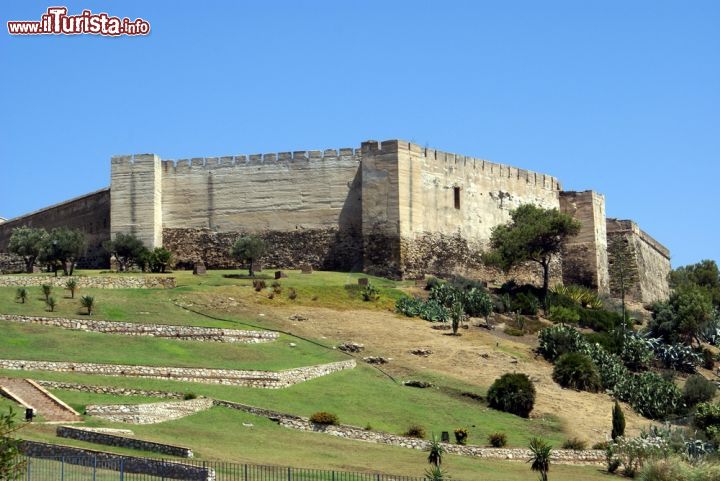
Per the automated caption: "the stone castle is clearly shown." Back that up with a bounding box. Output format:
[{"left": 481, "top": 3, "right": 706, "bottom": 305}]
[{"left": 0, "top": 139, "right": 671, "bottom": 303}]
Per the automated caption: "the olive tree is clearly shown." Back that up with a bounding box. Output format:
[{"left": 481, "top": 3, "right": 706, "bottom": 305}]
[
  {"left": 40, "top": 227, "right": 86, "bottom": 276},
  {"left": 230, "top": 236, "right": 267, "bottom": 277},
  {"left": 8, "top": 227, "right": 48, "bottom": 273},
  {"left": 103, "top": 233, "right": 147, "bottom": 272}
]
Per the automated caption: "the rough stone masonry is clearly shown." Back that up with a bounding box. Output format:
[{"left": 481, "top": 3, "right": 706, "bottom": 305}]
[{"left": 0, "top": 139, "right": 671, "bottom": 303}]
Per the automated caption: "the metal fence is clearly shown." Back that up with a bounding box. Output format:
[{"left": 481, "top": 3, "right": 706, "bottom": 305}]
[{"left": 19, "top": 457, "right": 424, "bottom": 481}]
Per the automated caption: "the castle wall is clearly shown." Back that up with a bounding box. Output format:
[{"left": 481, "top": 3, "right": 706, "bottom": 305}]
[
  {"left": 560, "top": 191, "right": 610, "bottom": 293},
  {"left": 606, "top": 219, "right": 670, "bottom": 304},
  {"left": 388, "top": 141, "right": 563, "bottom": 283},
  {"left": 111, "top": 148, "right": 364, "bottom": 269},
  {"left": 0, "top": 189, "right": 110, "bottom": 269}
]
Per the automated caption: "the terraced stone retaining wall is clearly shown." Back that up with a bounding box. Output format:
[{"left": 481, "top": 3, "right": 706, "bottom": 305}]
[
  {"left": 0, "top": 275, "right": 175, "bottom": 289},
  {"left": 85, "top": 398, "right": 214, "bottom": 424},
  {"left": 37, "top": 380, "right": 185, "bottom": 399},
  {"left": 56, "top": 426, "right": 193, "bottom": 457},
  {"left": 0, "top": 315, "right": 277, "bottom": 343},
  {"left": 20, "top": 441, "right": 214, "bottom": 481},
  {"left": 0, "top": 359, "right": 356, "bottom": 388}
]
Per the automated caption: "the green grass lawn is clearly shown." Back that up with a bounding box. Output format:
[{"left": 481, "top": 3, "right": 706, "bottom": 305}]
[
  {"left": 15, "top": 404, "right": 609, "bottom": 481},
  {"left": 0, "top": 320, "right": 343, "bottom": 370},
  {"left": 1, "top": 364, "right": 564, "bottom": 448}
]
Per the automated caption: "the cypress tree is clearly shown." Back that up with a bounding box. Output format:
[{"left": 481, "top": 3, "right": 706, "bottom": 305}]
[{"left": 611, "top": 400, "right": 625, "bottom": 440}]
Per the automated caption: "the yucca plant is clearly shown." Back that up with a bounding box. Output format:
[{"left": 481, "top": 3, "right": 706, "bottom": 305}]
[
  {"left": 46, "top": 296, "right": 56, "bottom": 312},
  {"left": 528, "top": 437, "right": 552, "bottom": 481},
  {"left": 41, "top": 284, "right": 52, "bottom": 302},
  {"left": 80, "top": 295, "right": 95, "bottom": 315},
  {"left": 15, "top": 288, "right": 28, "bottom": 304},
  {"left": 65, "top": 279, "right": 78, "bottom": 299},
  {"left": 427, "top": 434, "right": 445, "bottom": 467},
  {"left": 424, "top": 465, "right": 451, "bottom": 481}
]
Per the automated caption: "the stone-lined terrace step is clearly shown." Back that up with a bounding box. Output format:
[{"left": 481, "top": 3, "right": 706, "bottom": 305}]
[{"left": 0, "top": 377, "right": 81, "bottom": 422}]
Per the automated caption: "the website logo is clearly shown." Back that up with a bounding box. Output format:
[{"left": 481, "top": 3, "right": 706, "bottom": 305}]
[{"left": 7, "top": 7, "right": 151, "bottom": 36}]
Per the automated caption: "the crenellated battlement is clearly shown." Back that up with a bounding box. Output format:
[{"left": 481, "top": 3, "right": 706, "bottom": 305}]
[{"left": 361, "top": 140, "right": 562, "bottom": 191}]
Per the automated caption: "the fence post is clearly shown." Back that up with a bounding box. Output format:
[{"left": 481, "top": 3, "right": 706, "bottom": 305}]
[
  {"left": 244, "top": 464, "right": 248, "bottom": 481},
  {"left": 287, "top": 466, "right": 291, "bottom": 481},
  {"left": 25, "top": 458, "right": 30, "bottom": 481},
  {"left": 61, "top": 456, "right": 65, "bottom": 481},
  {"left": 93, "top": 455, "right": 97, "bottom": 481},
  {"left": 119, "top": 459, "right": 125, "bottom": 481},
  {"left": 332, "top": 471, "right": 335, "bottom": 481},
  {"left": 376, "top": 475, "right": 381, "bottom": 481}
]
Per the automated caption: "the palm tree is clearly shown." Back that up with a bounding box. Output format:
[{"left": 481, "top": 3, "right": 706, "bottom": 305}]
[
  {"left": 80, "top": 295, "right": 95, "bottom": 315},
  {"left": 65, "top": 279, "right": 78, "bottom": 299},
  {"left": 427, "top": 434, "right": 446, "bottom": 467},
  {"left": 41, "top": 284, "right": 52, "bottom": 302},
  {"left": 46, "top": 297, "right": 56, "bottom": 312},
  {"left": 528, "top": 437, "right": 552, "bottom": 481},
  {"left": 15, "top": 288, "right": 28, "bottom": 304}
]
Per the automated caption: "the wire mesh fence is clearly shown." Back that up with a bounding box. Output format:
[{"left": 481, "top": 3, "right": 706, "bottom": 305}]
[{"left": 18, "top": 457, "right": 424, "bottom": 481}]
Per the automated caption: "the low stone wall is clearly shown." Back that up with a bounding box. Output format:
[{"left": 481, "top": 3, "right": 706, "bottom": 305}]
[
  {"left": 214, "top": 400, "right": 603, "bottom": 465},
  {"left": 0, "top": 275, "right": 175, "bottom": 289},
  {"left": 0, "top": 315, "right": 277, "bottom": 344},
  {"left": 57, "top": 426, "right": 193, "bottom": 457},
  {"left": 0, "top": 359, "right": 356, "bottom": 388},
  {"left": 0, "top": 253, "right": 25, "bottom": 274},
  {"left": 20, "top": 441, "right": 214, "bottom": 481},
  {"left": 37, "top": 380, "right": 185, "bottom": 399},
  {"left": 85, "top": 398, "right": 214, "bottom": 424}
]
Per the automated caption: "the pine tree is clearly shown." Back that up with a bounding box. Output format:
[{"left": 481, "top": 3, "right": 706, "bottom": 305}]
[{"left": 607, "top": 236, "right": 640, "bottom": 324}]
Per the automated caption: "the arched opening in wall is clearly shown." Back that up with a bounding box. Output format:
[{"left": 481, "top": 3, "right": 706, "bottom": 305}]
[{"left": 453, "top": 187, "right": 461, "bottom": 210}]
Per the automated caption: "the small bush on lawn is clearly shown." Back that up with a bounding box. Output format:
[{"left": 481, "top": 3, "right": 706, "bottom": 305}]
[
  {"left": 577, "top": 308, "right": 625, "bottom": 332},
  {"left": 552, "top": 352, "right": 602, "bottom": 392},
  {"left": 271, "top": 280, "right": 282, "bottom": 294},
  {"left": 253, "top": 279, "right": 266, "bottom": 291},
  {"left": 425, "top": 277, "right": 443, "bottom": 291},
  {"left": 561, "top": 437, "right": 587, "bottom": 450},
  {"left": 288, "top": 288, "right": 297, "bottom": 300},
  {"left": 683, "top": 374, "right": 717, "bottom": 408},
  {"left": 309, "top": 412, "right": 339, "bottom": 425},
  {"left": 488, "top": 432, "right": 507, "bottom": 447},
  {"left": 183, "top": 392, "right": 197, "bottom": 400},
  {"left": 487, "top": 373, "right": 536, "bottom": 418},
  {"left": 462, "top": 288, "right": 493, "bottom": 318},
  {"left": 404, "top": 424, "right": 426, "bottom": 439}
]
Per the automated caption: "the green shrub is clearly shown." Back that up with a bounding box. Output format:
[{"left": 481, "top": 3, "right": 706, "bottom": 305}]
[
  {"left": 462, "top": 288, "right": 493, "bottom": 318},
  {"left": 548, "top": 305, "right": 580, "bottom": 325},
  {"left": 252, "top": 279, "right": 266, "bottom": 291},
  {"left": 429, "top": 283, "right": 461, "bottom": 308},
  {"left": 619, "top": 333, "right": 654, "bottom": 371},
  {"left": 552, "top": 352, "right": 602, "bottom": 392},
  {"left": 487, "top": 373, "right": 536, "bottom": 418},
  {"left": 488, "top": 432, "right": 507, "bottom": 447},
  {"left": 288, "top": 288, "right": 297, "bottom": 300},
  {"left": 41, "top": 284, "right": 52, "bottom": 302},
  {"left": 615, "top": 371, "right": 684, "bottom": 419},
  {"left": 361, "top": 283, "right": 380, "bottom": 302},
  {"left": 425, "top": 277, "right": 443, "bottom": 291},
  {"left": 46, "top": 296, "right": 57, "bottom": 312},
  {"left": 561, "top": 437, "right": 587, "bottom": 450},
  {"left": 183, "top": 392, "right": 197, "bottom": 400},
  {"left": 612, "top": 400, "right": 625, "bottom": 440},
  {"left": 404, "top": 424, "right": 426, "bottom": 439},
  {"left": 577, "top": 308, "right": 625, "bottom": 332},
  {"left": 271, "top": 281, "right": 282, "bottom": 294},
  {"left": 683, "top": 375, "right": 717, "bottom": 408},
  {"left": 309, "top": 412, "right": 339, "bottom": 425},
  {"left": 537, "top": 324, "right": 586, "bottom": 361},
  {"left": 694, "top": 402, "right": 720, "bottom": 434},
  {"left": 512, "top": 292, "right": 539, "bottom": 315},
  {"left": 419, "top": 299, "right": 449, "bottom": 323},
  {"left": 584, "top": 331, "right": 620, "bottom": 353},
  {"left": 395, "top": 296, "right": 425, "bottom": 317}
]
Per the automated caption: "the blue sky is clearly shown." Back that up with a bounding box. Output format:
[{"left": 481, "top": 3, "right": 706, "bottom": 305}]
[{"left": 1, "top": 1, "right": 718, "bottom": 267}]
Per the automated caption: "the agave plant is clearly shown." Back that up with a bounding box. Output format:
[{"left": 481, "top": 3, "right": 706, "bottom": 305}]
[
  {"left": 80, "top": 295, "right": 95, "bottom": 315},
  {"left": 424, "top": 465, "right": 450, "bottom": 481}
]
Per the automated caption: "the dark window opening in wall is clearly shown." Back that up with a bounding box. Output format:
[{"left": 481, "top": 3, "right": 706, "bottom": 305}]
[{"left": 454, "top": 187, "right": 461, "bottom": 209}]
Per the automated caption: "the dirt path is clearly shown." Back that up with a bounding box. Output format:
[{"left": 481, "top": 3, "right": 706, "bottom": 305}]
[{"left": 266, "top": 304, "right": 651, "bottom": 441}]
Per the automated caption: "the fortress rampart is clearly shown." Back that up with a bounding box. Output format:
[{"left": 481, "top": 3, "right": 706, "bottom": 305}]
[{"left": 0, "top": 139, "right": 671, "bottom": 301}]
